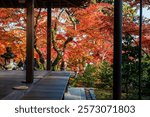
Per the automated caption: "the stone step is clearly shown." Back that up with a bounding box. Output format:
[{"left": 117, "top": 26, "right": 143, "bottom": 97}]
[
  {"left": 64, "top": 87, "right": 86, "bottom": 100},
  {"left": 64, "top": 87, "right": 96, "bottom": 100}
]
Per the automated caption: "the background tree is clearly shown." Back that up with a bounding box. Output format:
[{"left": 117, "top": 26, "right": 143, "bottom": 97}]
[{"left": 0, "top": 1, "right": 150, "bottom": 72}]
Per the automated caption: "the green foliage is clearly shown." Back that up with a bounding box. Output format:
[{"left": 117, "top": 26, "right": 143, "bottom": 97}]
[
  {"left": 122, "top": 34, "right": 139, "bottom": 98},
  {"left": 98, "top": 61, "right": 113, "bottom": 88},
  {"left": 141, "top": 55, "right": 150, "bottom": 95},
  {"left": 80, "top": 64, "right": 98, "bottom": 87},
  {"left": 122, "top": 34, "right": 150, "bottom": 99},
  {"left": 94, "top": 88, "right": 112, "bottom": 100},
  {"left": 69, "top": 64, "right": 98, "bottom": 87},
  {"left": 123, "top": 3, "right": 137, "bottom": 20},
  {"left": 70, "top": 62, "right": 113, "bottom": 89}
]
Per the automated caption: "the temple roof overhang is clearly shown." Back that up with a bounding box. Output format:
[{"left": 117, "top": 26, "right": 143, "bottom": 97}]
[{"left": 0, "top": 0, "right": 90, "bottom": 8}]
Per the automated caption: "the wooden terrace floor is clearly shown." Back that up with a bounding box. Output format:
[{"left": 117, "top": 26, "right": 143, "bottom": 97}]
[{"left": 0, "top": 70, "right": 70, "bottom": 100}]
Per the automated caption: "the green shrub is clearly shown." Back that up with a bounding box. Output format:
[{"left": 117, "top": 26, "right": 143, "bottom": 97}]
[
  {"left": 98, "top": 61, "right": 113, "bottom": 88},
  {"left": 81, "top": 64, "right": 98, "bottom": 87}
]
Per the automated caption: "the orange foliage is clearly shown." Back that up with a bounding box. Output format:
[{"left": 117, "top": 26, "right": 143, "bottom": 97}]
[{"left": 0, "top": 2, "right": 150, "bottom": 72}]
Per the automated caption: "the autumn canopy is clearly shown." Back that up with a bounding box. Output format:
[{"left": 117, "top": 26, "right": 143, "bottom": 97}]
[{"left": 0, "top": 0, "right": 150, "bottom": 72}]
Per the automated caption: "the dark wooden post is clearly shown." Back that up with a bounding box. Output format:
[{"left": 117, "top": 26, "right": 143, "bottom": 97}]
[
  {"left": 138, "top": 0, "right": 143, "bottom": 100},
  {"left": 47, "top": 2, "right": 52, "bottom": 70},
  {"left": 26, "top": 0, "right": 34, "bottom": 83},
  {"left": 113, "top": 0, "right": 123, "bottom": 100}
]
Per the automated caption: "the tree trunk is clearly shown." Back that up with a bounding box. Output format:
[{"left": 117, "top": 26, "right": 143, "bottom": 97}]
[
  {"left": 52, "top": 53, "right": 63, "bottom": 71},
  {"left": 34, "top": 44, "right": 45, "bottom": 70}
]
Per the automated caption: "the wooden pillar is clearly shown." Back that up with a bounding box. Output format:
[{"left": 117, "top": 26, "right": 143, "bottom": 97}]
[
  {"left": 138, "top": 0, "right": 143, "bottom": 100},
  {"left": 113, "top": 0, "right": 123, "bottom": 99},
  {"left": 26, "top": 0, "right": 34, "bottom": 83},
  {"left": 47, "top": 2, "right": 52, "bottom": 70}
]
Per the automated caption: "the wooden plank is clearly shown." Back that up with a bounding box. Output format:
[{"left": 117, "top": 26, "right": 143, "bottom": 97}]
[
  {"left": 26, "top": 0, "right": 34, "bottom": 83},
  {"left": 0, "top": 70, "right": 50, "bottom": 78},
  {"left": 47, "top": 2, "right": 52, "bottom": 70},
  {"left": 21, "top": 72, "right": 70, "bottom": 100}
]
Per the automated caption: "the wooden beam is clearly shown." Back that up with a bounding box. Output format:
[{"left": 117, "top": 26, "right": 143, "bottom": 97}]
[
  {"left": 47, "top": 2, "right": 52, "bottom": 70},
  {"left": 26, "top": 0, "right": 34, "bottom": 83},
  {"left": 113, "top": 0, "right": 123, "bottom": 100}
]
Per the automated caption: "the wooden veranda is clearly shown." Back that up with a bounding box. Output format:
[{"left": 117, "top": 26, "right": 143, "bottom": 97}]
[{"left": 0, "top": 70, "right": 70, "bottom": 100}]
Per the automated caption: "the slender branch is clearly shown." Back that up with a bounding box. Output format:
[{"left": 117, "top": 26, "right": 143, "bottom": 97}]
[
  {"left": 52, "top": 9, "right": 65, "bottom": 53},
  {"left": 34, "top": 8, "right": 41, "bottom": 46},
  {"left": 34, "top": 8, "right": 42, "bottom": 29},
  {"left": 58, "top": 8, "right": 65, "bottom": 19},
  {"left": 63, "top": 37, "right": 73, "bottom": 52},
  {"left": 65, "top": 9, "right": 77, "bottom": 30},
  {"left": 52, "top": 29, "right": 60, "bottom": 53}
]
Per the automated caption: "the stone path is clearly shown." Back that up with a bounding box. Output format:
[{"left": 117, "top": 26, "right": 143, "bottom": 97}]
[{"left": 64, "top": 87, "right": 96, "bottom": 100}]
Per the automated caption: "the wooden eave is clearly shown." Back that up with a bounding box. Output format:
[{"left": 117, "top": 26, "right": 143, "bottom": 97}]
[{"left": 0, "top": 0, "right": 90, "bottom": 8}]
